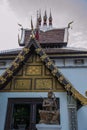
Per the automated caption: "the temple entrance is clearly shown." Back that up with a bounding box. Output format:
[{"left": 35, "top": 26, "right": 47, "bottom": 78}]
[{"left": 5, "top": 98, "right": 43, "bottom": 130}]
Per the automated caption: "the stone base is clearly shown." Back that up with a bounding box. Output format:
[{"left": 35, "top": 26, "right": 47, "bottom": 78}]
[{"left": 36, "top": 124, "right": 62, "bottom": 130}]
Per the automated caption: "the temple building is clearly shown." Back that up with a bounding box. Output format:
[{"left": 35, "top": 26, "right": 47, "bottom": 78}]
[{"left": 0, "top": 11, "right": 87, "bottom": 130}]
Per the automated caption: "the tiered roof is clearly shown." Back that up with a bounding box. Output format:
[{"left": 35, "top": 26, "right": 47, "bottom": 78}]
[{"left": 19, "top": 11, "right": 68, "bottom": 47}]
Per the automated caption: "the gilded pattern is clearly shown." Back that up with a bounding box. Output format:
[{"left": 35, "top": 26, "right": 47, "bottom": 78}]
[
  {"left": 14, "top": 79, "right": 31, "bottom": 90},
  {"left": 25, "top": 65, "right": 42, "bottom": 75},
  {"left": 35, "top": 79, "right": 53, "bottom": 89}
]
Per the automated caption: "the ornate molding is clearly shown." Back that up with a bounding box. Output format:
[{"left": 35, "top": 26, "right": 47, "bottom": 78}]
[
  {"left": 35, "top": 48, "right": 42, "bottom": 54},
  {"left": 46, "top": 61, "right": 53, "bottom": 68},
  {"left": 0, "top": 46, "right": 30, "bottom": 87},
  {"left": 40, "top": 54, "right": 48, "bottom": 61},
  {"left": 51, "top": 67, "right": 58, "bottom": 76}
]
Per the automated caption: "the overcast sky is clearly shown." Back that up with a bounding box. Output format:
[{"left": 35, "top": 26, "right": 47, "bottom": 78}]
[{"left": 0, "top": 0, "right": 87, "bottom": 50}]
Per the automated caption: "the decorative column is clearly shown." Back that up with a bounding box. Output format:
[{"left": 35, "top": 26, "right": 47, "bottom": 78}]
[
  {"left": 67, "top": 95, "right": 78, "bottom": 130},
  {"left": 30, "top": 104, "right": 36, "bottom": 130}
]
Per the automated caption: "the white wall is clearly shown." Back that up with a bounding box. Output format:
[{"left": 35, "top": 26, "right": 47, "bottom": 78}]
[
  {"left": 59, "top": 68, "right": 87, "bottom": 97},
  {"left": 77, "top": 106, "right": 87, "bottom": 130},
  {"left": 0, "top": 92, "right": 69, "bottom": 130}
]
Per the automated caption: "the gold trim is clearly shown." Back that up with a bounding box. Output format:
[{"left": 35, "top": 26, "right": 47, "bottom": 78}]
[
  {"left": 46, "top": 61, "right": 53, "bottom": 68},
  {"left": 12, "top": 62, "right": 19, "bottom": 68},
  {"left": 58, "top": 76, "right": 64, "bottom": 82},
  {"left": 17, "top": 54, "right": 25, "bottom": 61},
  {"left": 23, "top": 48, "right": 30, "bottom": 54},
  {"left": 65, "top": 84, "right": 71, "bottom": 91},
  {"left": 40, "top": 54, "right": 48, "bottom": 61},
  {"left": 35, "top": 48, "right": 42, "bottom": 54},
  {"left": 6, "top": 69, "right": 13, "bottom": 77},
  {"left": 71, "top": 87, "right": 87, "bottom": 105},
  {"left": 0, "top": 76, "right": 6, "bottom": 84},
  {"left": 51, "top": 67, "right": 58, "bottom": 76}
]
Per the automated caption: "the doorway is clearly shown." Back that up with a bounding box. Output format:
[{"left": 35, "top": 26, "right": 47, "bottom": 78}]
[{"left": 4, "top": 98, "right": 43, "bottom": 130}]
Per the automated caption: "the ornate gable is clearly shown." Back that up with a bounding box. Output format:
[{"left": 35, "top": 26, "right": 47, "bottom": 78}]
[
  {"left": 0, "top": 34, "right": 87, "bottom": 105},
  {"left": 2, "top": 52, "right": 64, "bottom": 92}
]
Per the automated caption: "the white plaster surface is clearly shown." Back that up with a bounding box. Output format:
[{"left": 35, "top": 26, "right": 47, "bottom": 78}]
[
  {"left": 77, "top": 106, "right": 87, "bottom": 130},
  {"left": 0, "top": 92, "right": 69, "bottom": 130},
  {"left": 60, "top": 67, "right": 87, "bottom": 97}
]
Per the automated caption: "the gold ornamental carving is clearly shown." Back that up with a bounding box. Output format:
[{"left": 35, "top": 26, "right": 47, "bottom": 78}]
[
  {"left": 17, "top": 54, "right": 25, "bottom": 61},
  {"left": 23, "top": 48, "right": 30, "bottom": 54},
  {"left": 51, "top": 67, "right": 58, "bottom": 76},
  {"left": 58, "top": 76, "right": 64, "bottom": 82},
  {"left": 35, "top": 48, "right": 42, "bottom": 54},
  {"left": 4, "top": 82, "right": 11, "bottom": 90},
  {"left": 6, "top": 69, "right": 13, "bottom": 77},
  {"left": 65, "top": 84, "right": 71, "bottom": 91},
  {"left": 40, "top": 54, "right": 48, "bottom": 61},
  {"left": 0, "top": 76, "right": 6, "bottom": 84},
  {"left": 12, "top": 62, "right": 19, "bottom": 68},
  {"left": 46, "top": 61, "right": 53, "bottom": 68},
  {"left": 25, "top": 65, "right": 42, "bottom": 75},
  {"left": 35, "top": 79, "right": 53, "bottom": 89},
  {"left": 14, "top": 79, "right": 32, "bottom": 90}
]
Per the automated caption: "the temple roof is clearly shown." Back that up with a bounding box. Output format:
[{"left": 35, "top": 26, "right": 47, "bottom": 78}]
[
  {"left": 19, "top": 28, "right": 67, "bottom": 47},
  {"left": 0, "top": 33, "right": 87, "bottom": 105}
]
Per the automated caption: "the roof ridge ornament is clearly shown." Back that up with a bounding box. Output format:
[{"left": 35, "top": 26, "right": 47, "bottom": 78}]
[
  {"left": 68, "top": 21, "right": 74, "bottom": 29},
  {"left": 49, "top": 9, "right": 52, "bottom": 26},
  {"left": 38, "top": 9, "right": 42, "bottom": 26},
  {"left": 43, "top": 10, "right": 47, "bottom": 26},
  {"left": 35, "top": 11, "right": 40, "bottom": 40},
  {"left": 30, "top": 16, "right": 35, "bottom": 38}
]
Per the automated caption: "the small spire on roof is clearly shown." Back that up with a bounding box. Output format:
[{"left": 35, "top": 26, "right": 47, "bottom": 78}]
[
  {"left": 35, "top": 11, "right": 39, "bottom": 40},
  {"left": 43, "top": 10, "right": 47, "bottom": 26},
  {"left": 31, "top": 16, "right": 34, "bottom": 30},
  {"left": 38, "top": 9, "right": 42, "bottom": 26},
  {"left": 30, "top": 16, "right": 35, "bottom": 38},
  {"left": 49, "top": 9, "right": 52, "bottom": 26}
]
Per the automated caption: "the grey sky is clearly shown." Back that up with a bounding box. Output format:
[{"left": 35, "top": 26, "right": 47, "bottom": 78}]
[{"left": 0, "top": 0, "right": 87, "bottom": 50}]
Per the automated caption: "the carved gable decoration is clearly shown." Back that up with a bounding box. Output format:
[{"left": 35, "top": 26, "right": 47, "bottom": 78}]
[{"left": 3, "top": 53, "right": 64, "bottom": 92}]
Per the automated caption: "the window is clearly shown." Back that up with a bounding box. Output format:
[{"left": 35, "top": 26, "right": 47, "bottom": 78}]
[{"left": 74, "top": 59, "right": 84, "bottom": 65}]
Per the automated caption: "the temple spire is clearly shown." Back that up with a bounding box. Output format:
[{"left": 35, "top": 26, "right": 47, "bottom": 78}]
[
  {"left": 43, "top": 10, "right": 47, "bottom": 26},
  {"left": 38, "top": 10, "right": 42, "bottom": 27},
  {"left": 31, "top": 16, "right": 34, "bottom": 31},
  {"left": 35, "top": 11, "right": 39, "bottom": 40},
  {"left": 49, "top": 10, "right": 52, "bottom": 27}
]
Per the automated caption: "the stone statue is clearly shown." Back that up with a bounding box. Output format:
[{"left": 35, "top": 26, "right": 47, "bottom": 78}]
[{"left": 39, "top": 90, "right": 59, "bottom": 124}]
